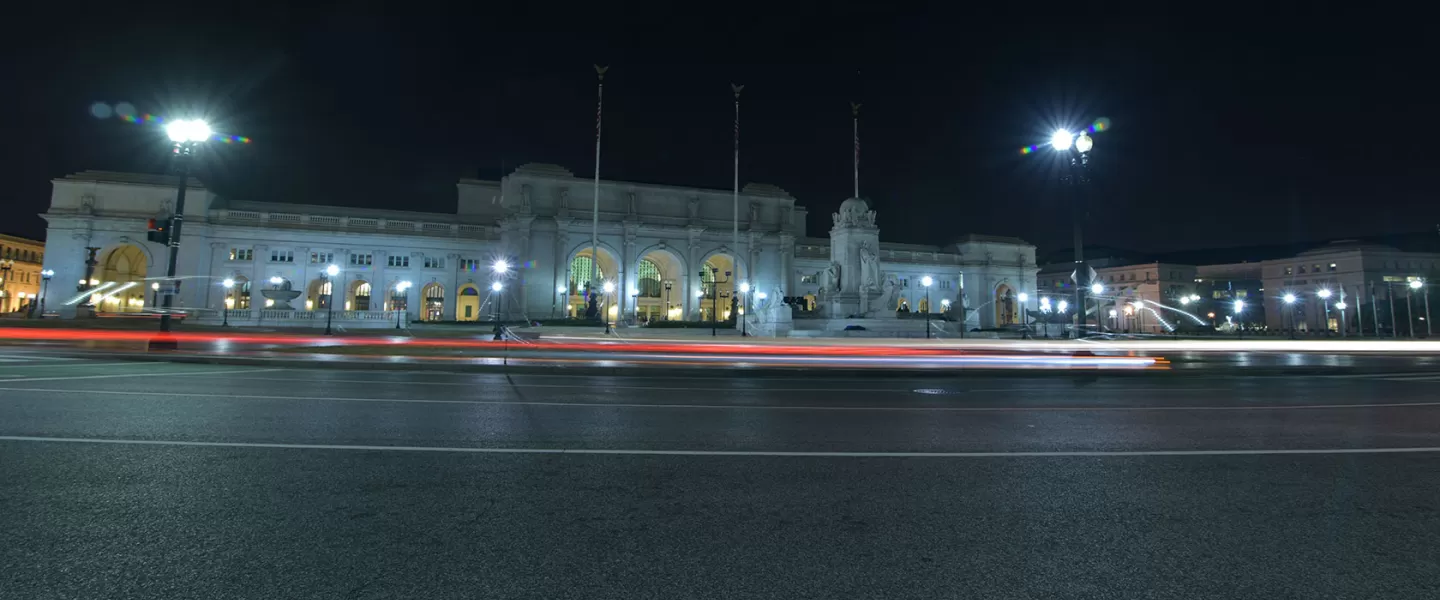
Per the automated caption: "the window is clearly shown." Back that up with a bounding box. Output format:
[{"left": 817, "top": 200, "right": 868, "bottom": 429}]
[
  {"left": 1329, "top": 263, "right": 1337, "bottom": 272},
  {"left": 459, "top": 258, "right": 480, "bottom": 271},
  {"left": 349, "top": 253, "right": 373, "bottom": 266},
  {"left": 800, "top": 274, "right": 816, "bottom": 284},
  {"left": 1298, "top": 265, "right": 1307, "bottom": 274},
  {"left": 270, "top": 250, "right": 294, "bottom": 263},
  {"left": 310, "top": 252, "right": 334, "bottom": 265},
  {"left": 423, "top": 256, "right": 445, "bottom": 269},
  {"left": 940, "top": 279, "right": 953, "bottom": 290},
  {"left": 1284, "top": 267, "right": 1293, "bottom": 276},
  {"left": 637, "top": 259, "right": 661, "bottom": 297},
  {"left": 388, "top": 255, "right": 410, "bottom": 268},
  {"left": 229, "top": 248, "right": 253, "bottom": 261},
  {"left": 1313, "top": 264, "right": 1322, "bottom": 273}
]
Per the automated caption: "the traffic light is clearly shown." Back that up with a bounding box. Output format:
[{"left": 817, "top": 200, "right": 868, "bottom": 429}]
[{"left": 146, "top": 218, "right": 170, "bottom": 245}]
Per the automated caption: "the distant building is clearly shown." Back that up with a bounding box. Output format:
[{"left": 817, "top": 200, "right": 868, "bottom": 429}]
[
  {"left": 0, "top": 234, "right": 45, "bottom": 314},
  {"left": 1038, "top": 237, "right": 1440, "bottom": 334}
]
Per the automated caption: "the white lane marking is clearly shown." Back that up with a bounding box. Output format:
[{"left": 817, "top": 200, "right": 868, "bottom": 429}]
[
  {"left": 0, "top": 355, "right": 80, "bottom": 361},
  {"left": 0, "top": 386, "right": 1435, "bottom": 412},
  {"left": 1375, "top": 374, "right": 1440, "bottom": 381},
  {"left": 0, "top": 362, "right": 147, "bottom": 370},
  {"left": 143, "top": 373, "right": 1225, "bottom": 395},
  {"left": 0, "top": 368, "right": 284, "bottom": 383},
  {"left": 2, "top": 435, "right": 1439, "bottom": 457}
]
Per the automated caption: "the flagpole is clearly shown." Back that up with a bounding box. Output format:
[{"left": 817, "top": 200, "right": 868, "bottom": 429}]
[
  {"left": 732, "top": 83, "right": 744, "bottom": 286},
  {"left": 851, "top": 102, "right": 861, "bottom": 198},
  {"left": 591, "top": 65, "right": 607, "bottom": 306}
]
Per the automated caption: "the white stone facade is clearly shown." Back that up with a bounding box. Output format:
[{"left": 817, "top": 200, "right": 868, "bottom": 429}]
[{"left": 38, "top": 165, "right": 1037, "bottom": 331}]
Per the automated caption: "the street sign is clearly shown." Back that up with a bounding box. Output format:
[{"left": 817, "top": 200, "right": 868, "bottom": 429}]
[
  {"left": 1069, "top": 265, "right": 1098, "bottom": 284},
  {"left": 154, "top": 280, "right": 181, "bottom": 295}
]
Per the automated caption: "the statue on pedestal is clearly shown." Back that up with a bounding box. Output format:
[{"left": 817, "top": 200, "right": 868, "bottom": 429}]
[
  {"left": 859, "top": 243, "right": 880, "bottom": 291},
  {"left": 824, "top": 262, "right": 842, "bottom": 293}
]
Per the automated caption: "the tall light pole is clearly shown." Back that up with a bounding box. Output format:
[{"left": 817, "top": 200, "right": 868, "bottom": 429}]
[
  {"left": 1336, "top": 300, "right": 1348, "bottom": 339},
  {"left": 1422, "top": 279, "right": 1433, "bottom": 337},
  {"left": 1318, "top": 288, "right": 1333, "bottom": 336},
  {"left": 703, "top": 268, "right": 731, "bottom": 337},
  {"left": 1089, "top": 281, "right": 1104, "bottom": 336},
  {"left": 1282, "top": 293, "right": 1297, "bottom": 339},
  {"left": 1408, "top": 279, "right": 1422, "bottom": 338},
  {"left": 35, "top": 269, "right": 53, "bottom": 318},
  {"left": 1054, "top": 129, "right": 1095, "bottom": 337},
  {"left": 395, "top": 281, "right": 411, "bottom": 329},
  {"left": 157, "top": 118, "right": 211, "bottom": 333},
  {"left": 221, "top": 278, "right": 234, "bottom": 326},
  {"left": 1017, "top": 291, "right": 1030, "bottom": 338},
  {"left": 555, "top": 284, "right": 568, "bottom": 319},
  {"left": 323, "top": 264, "right": 339, "bottom": 335},
  {"left": 589, "top": 66, "right": 607, "bottom": 303}
]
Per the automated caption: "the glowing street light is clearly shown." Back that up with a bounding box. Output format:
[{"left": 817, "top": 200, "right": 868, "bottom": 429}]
[
  {"left": 1283, "top": 293, "right": 1297, "bottom": 304},
  {"left": 1335, "top": 301, "right": 1347, "bottom": 310},
  {"left": 394, "top": 281, "right": 412, "bottom": 329},
  {"left": 164, "top": 119, "right": 212, "bottom": 143},
  {"left": 322, "top": 264, "right": 340, "bottom": 335},
  {"left": 492, "top": 259, "right": 509, "bottom": 274},
  {"left": 1050, "top": 129, "right": 1074, "bottom": 151},
  {"left": 921, "top": 276, "right": 935, "bottom": 339},
  {"left": 1318, "top": 288, "right": 1332, "bottom": 299},
  {"left": 491, "top": 281, "right": 503, "bottom": 292},
  {"left": 221, "top": 278, "right": 235, "bottom": 326},
  {"left": 1410, "top": 280, "right": 1423, "bottom": 290},
  {"left": 155, "top": 119, "right": 212, "bottom": 337},
  {"left": 1091, "top": 282, "right": 1104, "bottom": 295},
  {"left": 1283, "top": 292, "right": 1298, "bottom": 338}
]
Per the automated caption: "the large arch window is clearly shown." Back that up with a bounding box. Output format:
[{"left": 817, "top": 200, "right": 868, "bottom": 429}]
[
  {"left": 637, "top": 259, "right": 661, "bottom": 298},
  {"left": 568, "top": 256, "right": 604, "bottom": 295}
]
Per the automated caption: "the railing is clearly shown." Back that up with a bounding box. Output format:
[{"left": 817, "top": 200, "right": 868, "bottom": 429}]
[{"left": 211, "top": 210, "right": 496, "bottom": 240}]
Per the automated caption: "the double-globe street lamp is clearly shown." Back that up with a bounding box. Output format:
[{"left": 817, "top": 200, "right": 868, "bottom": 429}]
[
  {"left": 1052, "top": 129, "right": 1097, "bottom": 336},
  {"left": 602, "top": 280, "right": 616, "bottom": 334},
  {"left": 738, "top": 281, "right": 753, "bottom": 336},
  {"left": 491, "top": 260, "right": 510, "bottom": 340},
  {"left": 394, "top": 281, "right": 412, "bottom": 330},
  {"left": 322, "top": 264, "right": 340, "bottom": 335},
  {"left": 921, "top": 276, "right": 933, "bottom": 339},
  {"left": 1282, "top": 293, "right": 1298, "bottom": 339},
  {"left": 157, "top": 118, "right": 212, "bottom": 333}
]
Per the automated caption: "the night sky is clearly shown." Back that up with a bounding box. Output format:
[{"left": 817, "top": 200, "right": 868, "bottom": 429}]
[{"left": 4, "top": 5, "right": 1433, "bottom": 255}]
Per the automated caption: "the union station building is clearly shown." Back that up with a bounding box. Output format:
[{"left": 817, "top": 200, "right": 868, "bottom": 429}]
[{"left": 38, "top": 164, "right": 1038, "bottom": 331}]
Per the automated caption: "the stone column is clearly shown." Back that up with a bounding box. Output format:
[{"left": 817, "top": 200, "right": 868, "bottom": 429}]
[
  {"left": 207, "top": 242, "right": 223, "bottom": 310},
  {"left": 621, "top": 230, "right": 636, "bottom": 323},
  {"left": 371, "top": 250, "right": 386, "bottom": 311},
  {"left": 779, "top": 233, "right": 795, "bottom": 297},
  {"left": 445, "top": 253, "right": 460, "bottom": 321}
]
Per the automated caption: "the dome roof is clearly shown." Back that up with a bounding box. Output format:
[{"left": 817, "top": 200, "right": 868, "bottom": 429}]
[{"left": 838, "top": 197, "right": 869, "bottom": 213}]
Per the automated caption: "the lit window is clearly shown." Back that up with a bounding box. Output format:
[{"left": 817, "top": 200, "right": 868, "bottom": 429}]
[
  {"left": 1284, "top": 267, "right": 1293, "bottom": 275},
  {"left": 229, "top": 248, "right": 253, "bottom": 261},
  {"left": 310, "top": 252, "right": 334, "bottom": 264},
  {"left": 1329, "top": 263, "right": 1337, "bottom": 271},
  {"left": 387, "top": 255, "right": 410, "bottom": 268},
  {"left": 423, "top": 256, "right": 445, "bottom": 269}
]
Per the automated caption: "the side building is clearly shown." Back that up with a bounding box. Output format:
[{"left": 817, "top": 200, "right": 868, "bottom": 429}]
[{"left": 0, "top": 234, "right": 46, "bottom": 314}]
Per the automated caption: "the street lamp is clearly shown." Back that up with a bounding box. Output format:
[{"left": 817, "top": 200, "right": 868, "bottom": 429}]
[
  {"left": 221, "top": 278, "right": 234, "bottom": 326},
  {"left": 1050, "top": 128, "right": 1097, "bottom": 337},
  {"left": 1016, "top": 291, "right": 1030, "bottom": 338},
  {"left": 1234, "top": 299, "right": 1245, "bottom": 339},
  {"left": 738, "top": 282, "right": 753, "bottom": 336},
  {"left": 555, "top": 284, "right": 568, "bottom": 319},
  {"left": 34, "top": 269, "right": 54, "bottom": 318},
  {"left": 151, "top": 281, "right": 160, "bottom": 308},
  {"left": 1318, "top": 288, "right": 1333, "bottom": 336},
  {"left": 701, "top": 268, "right": 731, "bottom": 337},
  {"left": 663, "top": 281, "right": 673, "bottom": 321},
  {"left": 602, "top": 280, "right": 615, "bottom": 334},
  {"left": 1407, "top": 279, "right": 1423, "bottom": 338},
  {"left": 1283, "top": 293, "right": 1298, "bottom": 339},
  {"left": 157, "top": 118, "right": 211, "bottom": 333},
  {"left": 1417, "top": 279, "right": 1433, "bottom": 337},
  {"left": 491, "top": 280, "right": 504, "bottom": 340},
  {"left": 918, "top": 276, "right": 934, "bottom": 339},
  {"left": 394, "top": 281, "right": 412, "bottom": 329},
  {"left": 323, "top": 264, "right": 339, "bottom": 335}
]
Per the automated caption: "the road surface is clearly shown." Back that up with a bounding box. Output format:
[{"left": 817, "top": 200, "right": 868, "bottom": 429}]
[{"left": 2, "top": 352, "right": 1438, "bottom": 599}]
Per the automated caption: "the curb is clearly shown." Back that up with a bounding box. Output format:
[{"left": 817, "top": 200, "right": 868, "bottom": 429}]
[{"left": 19, "top": 347, "right": 1439, "bottom": 380}]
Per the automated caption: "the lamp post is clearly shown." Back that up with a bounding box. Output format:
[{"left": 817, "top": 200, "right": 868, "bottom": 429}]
[
  {"left": 35, "top": 269, "right": 53, "bottom": 318},
  {"left": 629, "top": 286, "right": 640, "bottom": 324},
  {"left": 1053, "top": 129, "right": 1096, "bottom": 337},
  {"left": 150, "top": 281, "right": 160, "bottom": 308},
  {"left": 1318, "top": 288, "right": 1333, "bottom": 336},
  {"left": 221, "top": 278, "right": 234, "bottom": 326},
  {"left": 158, "top": 118, "right": 211, "bottom": 333},
  {"left": 1336, "top": 300, "right": 1348, "bottom": 339},
  {"left": 1282, "top": 293, "right": 1297, "bottom": 339},
  {"left": 602, "top": 280, "right": 615, "bottom": 334},
  {"left": 1420, "top": 279, "right": 1433, "bottom": 337},
  {"left": 491, "top": 281, "right": 504, "bottom": 340},
  {"left": 1406, "top": 279, "right": 1422, "bottom": 338},
  {"left": 1089, "top": 282, "right": 1104, "bottom": 337},
  {"left": 702, "top": 268, "right": 731, "bottom": 337},
  {"left": 323, "top": 264, "right": 339, "bottom": 335},
  {"left": 921, "top": 276, "right": 933, "bottom": 339},
  {"left": 663, "top": 281, "right": 673, "bottom": 321},
  {"left": 1016, "top": 291, "right": 1030, "bottom": 339},
  {"left": 555, "top": 284, "right": 568, "bottom": 319},
  {"left": 739, "top": 281, "right": 752, "bottom": 336},
  {"left": 394, "top": 281, "right": 411, "bottom": 329},
  {"left": 1234, "top": 299, "right": 1246, "bottom": 339}
]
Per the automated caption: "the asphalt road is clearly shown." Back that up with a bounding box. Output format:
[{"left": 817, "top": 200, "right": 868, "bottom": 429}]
[{"left": 2, "top": 351, "right": 1439, "bottom": 599}]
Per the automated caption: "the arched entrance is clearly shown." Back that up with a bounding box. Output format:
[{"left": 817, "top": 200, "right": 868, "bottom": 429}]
[
  {"left": 422, "top": 282, "right": 445, "bottom": 321},
  {"left": 95, "top": 245, "right": 148, "bottom": 312},
  {"left": 347, "top": 280, "right": 371, "bottom": 311},
  {"left": 697, "top": 253, "right": 737, "bottom": 322},
  {"left": 566, "top": 246, "right": 619, "bottom": 319},
  {"left": 307, "top": 278, "right": 334, "bottom": 311},
  {"left": 634, "top": 247, "right": 685, "bottom": 323},
  {"left": 457, "top": 284, "right": 481, "bottom": 321},
  {"left": 995, "top": 284, "right": 1016, "bottom": 325},
  {"left": 227, "top": 275, "right": 251, "bottom": 310},
  {"left": 386, "top": 281, "right": 409, "bottom": 312}
]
